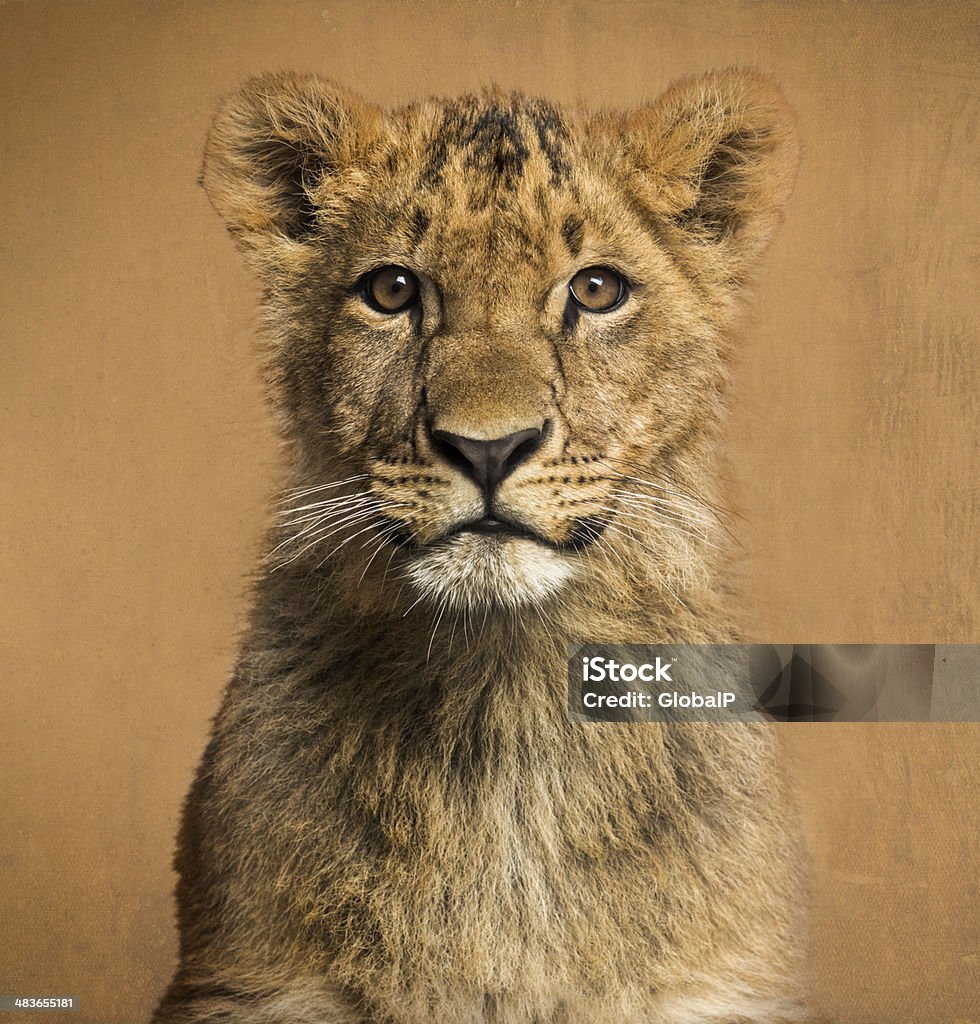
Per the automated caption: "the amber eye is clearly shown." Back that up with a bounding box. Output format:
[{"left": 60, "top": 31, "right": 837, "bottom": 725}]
[
  {"left": 365, "top": 266, "right": 420, "bottom": 313},
  {"left": 568, "top": 266, "right": 626, "bottom": 312}
]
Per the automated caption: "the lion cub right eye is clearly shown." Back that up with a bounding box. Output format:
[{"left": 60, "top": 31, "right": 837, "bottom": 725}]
[
  {"left": 568, "top": 266, "right": 626, "bottom": 312},
  {"left": 364, "top": 266, "right": 420, "bottom": 313}
]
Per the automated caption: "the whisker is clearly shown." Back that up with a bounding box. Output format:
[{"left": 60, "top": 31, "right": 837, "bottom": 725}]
[
  {"left": 276, "top": 491, "right": 376, "bottom": 520},
  {"left": 357, "top": 524, "right": 405, "bottom": 587},
  {"left": 609, "top": 492, "right": 715, "bottom": 532},
  {"left": 595, "top": 504, "right": 719, "bottom": 548},
  {"left": 272, "top": 501, "right": 406, "bottom": 569},
  {"left": 478, "top": 604, "right": 490, "bottom": 644},
  {"left": 271, "top": 504, "right": 389, "bottom": 560},
  {"left": 380, "top": 543, "right": 401, "bottom": 603},
  {"left": 314, "top": 512, "right": 408, "bottom": 570},
  {"left": 401, "top": 589, "right": 428, "bottom": 619},
  {"left": 461, "top": 603, "right": 471, "bottom": 652},
  {"left": 273, "top": 500, "right": 382, "bottom": 550},
  {"left": 270, "top": 515, "right": 375, "bottom": 567},
  {"left": 597, "top": 456, "right": 720, "bottom": 504},
  {"left": 446, "top": 608, "right": 460, "bottom": 659},
  {"left": 606, "top": 478, "right": 715, "bottom": 520},
  {"left": 427, "top": 596, "right": 450, "bottom": 664},
  {"left": 606, "top": 495, "right": 704, "bottom": 528},
  {"left": 278, "top": 474, "right": 370, "bottom": 505},
  {"left": 609, "top": 485, "right": 712, "bottom": 517},
  {"left": 597, "top": 455, "right": 737, "bottom": 520}
]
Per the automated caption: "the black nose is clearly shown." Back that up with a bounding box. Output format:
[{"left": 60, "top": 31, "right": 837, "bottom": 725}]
[{"left": 429, "top": 424, "right": 545, "bottom": 494}]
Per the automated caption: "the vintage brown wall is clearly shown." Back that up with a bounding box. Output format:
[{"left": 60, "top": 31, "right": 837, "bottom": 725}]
[{"left": 1, "top": 1, "right": 977, "bottom": 1021}]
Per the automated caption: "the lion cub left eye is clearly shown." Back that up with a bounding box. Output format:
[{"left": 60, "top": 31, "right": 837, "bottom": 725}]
[
  {"left": 365, "top": 266, "right": 420, "bottom": 313},
  {"left": 568, "top": 266, "right": 626, "bottom": 312}
]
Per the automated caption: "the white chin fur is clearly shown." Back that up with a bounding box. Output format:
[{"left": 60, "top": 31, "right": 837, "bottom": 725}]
[{"left": 405, "top": 534, "right": 575, "bottom": 610}]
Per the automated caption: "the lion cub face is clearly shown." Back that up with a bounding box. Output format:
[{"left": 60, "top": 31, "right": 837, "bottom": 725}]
[{"left": 202, "top": 73, "right": 798, "bottom": 611}]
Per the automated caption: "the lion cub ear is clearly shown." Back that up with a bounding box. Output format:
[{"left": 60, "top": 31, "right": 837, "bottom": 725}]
[
  {"left": 201, "top": 72, "right": 378, "bottom": 250},
  {"left": 625, "top": 69, "right": 800, "bottom": 278}
]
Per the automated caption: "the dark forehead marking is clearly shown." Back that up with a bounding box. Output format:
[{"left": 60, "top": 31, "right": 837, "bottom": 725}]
[
  {"left": 527, "top": 98, "right": 571, "bottom": 185},
  {"left": 462, "top": 106, "right": 530, "bottom": 188},
  {"left": 561, "top": 214, "right": 584, "bottom": 258},
  {"left": 406, "top": 205, "right": 431, "bottom": 248},
  {"left": 419, "top": 94, "right": 572, "bottom": 191}
]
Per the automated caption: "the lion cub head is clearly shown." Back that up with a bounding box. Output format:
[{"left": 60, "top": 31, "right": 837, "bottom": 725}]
[{"left": 201, "top": 71, "right": 798, "bottom": 613}]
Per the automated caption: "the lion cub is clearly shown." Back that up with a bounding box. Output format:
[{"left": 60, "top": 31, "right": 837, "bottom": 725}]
[{"left": 154, "top": 71, "right": 806, "bottom": 1023}]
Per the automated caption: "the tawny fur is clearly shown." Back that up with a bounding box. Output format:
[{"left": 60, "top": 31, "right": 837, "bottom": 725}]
[{"left": 154, "top": 70, "right": 807, "bottom": 1023}]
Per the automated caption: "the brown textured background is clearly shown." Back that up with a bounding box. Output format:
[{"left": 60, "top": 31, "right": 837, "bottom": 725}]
[{"left": 1, "top": 1, "right": 977, "bottom": 1021}]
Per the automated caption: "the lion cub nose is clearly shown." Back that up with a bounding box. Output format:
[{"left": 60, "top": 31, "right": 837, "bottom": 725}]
[{"left": 429, "top": 424, "right": 545, "bottom": 495}]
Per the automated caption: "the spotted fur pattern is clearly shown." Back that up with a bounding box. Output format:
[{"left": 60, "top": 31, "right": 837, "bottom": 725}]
[{"left": 154, "top": 71, "right": 807, "bottom": 1023}]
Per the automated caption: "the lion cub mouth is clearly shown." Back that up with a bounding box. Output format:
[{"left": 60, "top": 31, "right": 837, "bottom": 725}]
[
  {"left": 429, "top": 512, "right": 608, "bottom": 554},
  {"left": 452, "top": 515, "right": 540, "bottom": 542}
]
